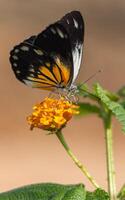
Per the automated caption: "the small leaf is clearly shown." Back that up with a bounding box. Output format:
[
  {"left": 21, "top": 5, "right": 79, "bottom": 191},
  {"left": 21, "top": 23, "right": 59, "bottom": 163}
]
[
  {"left": 78, "top": 102, "right": 100, "bottom": 116},
  {"left": 119, "top": 101, "right": 125, "bottom": 113},
  {"left": 77, "top": 83, "right": 89, "bottom": 93},
  {"left": 118, "top": 86, "right": 125, "bottom": 98},
  {"left": 77, "top": 83, "right": 98, "bottom": 100},
  {"left": 94, "top": 83, "right": 125, "bottom": 133},
  {"left": 86, "top": 188, "right": 109, "bottom": 200},
  {"left": 117, "top": 184, "right": 125, "bottom": 200},
  {"left": 120, "top": 101, "right": 125, "bottom": 109},
  {"left": 0, "top": 183, "right": 86, "bottom": 200}
]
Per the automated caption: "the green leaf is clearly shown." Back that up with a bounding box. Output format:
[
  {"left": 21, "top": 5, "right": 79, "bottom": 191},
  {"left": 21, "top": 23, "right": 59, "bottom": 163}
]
[
  {"left": 77, "top": 83, "right": 98, "bottom": 101},
  {"left": 120, "top": 101, "right": 125, "bottom": 110},
  {"left": 0, "top": 183, "right": 86, "bottom": 200},
  {"left": 0, "top": 182, "right": 109, "bottom": 200},
  {"left": 94, "top": 83, "right": 125, "bottom": 132},
  {"left": 118, "top": 86, "right": 125, "bottom": 98},
  {"left": 77, "top": 84, "right": 90, "bottom": 97},
  {"left": 78, "top": 102, "right": 100, "bottom": 116},
  {"left": 86, "top": 188, "right": 109, "bottom": 200},
  {"left": 117, "top": 184, "right": 125, "bottom": 200}
]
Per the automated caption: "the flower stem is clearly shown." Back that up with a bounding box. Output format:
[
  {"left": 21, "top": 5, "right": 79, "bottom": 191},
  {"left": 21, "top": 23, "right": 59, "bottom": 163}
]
[
  {"left": 104, "top": 113, "right": 117, "bottom": 200},
  {"left": 56, "top": 130, "right": 99, "bottom": 189}
]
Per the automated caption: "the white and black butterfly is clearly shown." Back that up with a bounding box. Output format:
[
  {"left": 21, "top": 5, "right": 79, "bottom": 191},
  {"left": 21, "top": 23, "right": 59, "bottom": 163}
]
[{"left": 10, "top": 11, "right": 84, "bottom": 91}]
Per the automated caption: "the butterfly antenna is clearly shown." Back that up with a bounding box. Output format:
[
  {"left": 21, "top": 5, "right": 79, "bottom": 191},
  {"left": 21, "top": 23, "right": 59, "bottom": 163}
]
[{"left": 83, "top": 69, "right": 102, "bottom": 84}]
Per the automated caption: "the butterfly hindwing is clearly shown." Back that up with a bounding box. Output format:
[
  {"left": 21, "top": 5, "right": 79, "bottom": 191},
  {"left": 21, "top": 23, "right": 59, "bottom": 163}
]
[{"left": 10, "top": 37, "right": 71, "bottom": 90}]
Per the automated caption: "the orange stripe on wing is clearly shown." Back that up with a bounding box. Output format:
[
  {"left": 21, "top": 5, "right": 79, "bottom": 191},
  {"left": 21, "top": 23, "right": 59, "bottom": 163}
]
[
  {"left": 39, "top": 66, "right": 58, "bottom": 83},
  {"left": 28, "top": 76, "right": 57, "bottom": 87},
  {"left": 55, "top": 57, "right": 71, "bottom": 86},
  {"left": 53, "top": 65, "right": 62, "bottom": 83}
]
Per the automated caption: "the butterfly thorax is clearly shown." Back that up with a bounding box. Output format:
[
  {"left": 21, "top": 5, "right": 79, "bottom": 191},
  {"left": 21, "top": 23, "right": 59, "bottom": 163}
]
[{"left": 49, "top": 84, "right": 79, "bottom": 103}]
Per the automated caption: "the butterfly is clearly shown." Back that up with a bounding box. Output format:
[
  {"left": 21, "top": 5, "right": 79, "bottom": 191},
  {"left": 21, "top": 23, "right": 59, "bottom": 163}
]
[{"left": 10, "top": 11, "right": 84, "bottom": 92}]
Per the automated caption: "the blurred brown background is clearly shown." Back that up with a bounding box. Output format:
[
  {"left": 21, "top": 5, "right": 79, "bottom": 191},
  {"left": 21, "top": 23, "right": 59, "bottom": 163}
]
[{"left": 0, "top": 0, "right": 125, "bottom": 193}]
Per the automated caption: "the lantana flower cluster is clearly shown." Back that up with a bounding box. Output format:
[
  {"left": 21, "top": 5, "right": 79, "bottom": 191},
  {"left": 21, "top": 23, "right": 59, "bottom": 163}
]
[{"left": 27, "top": 97, "right": 79, "bottom": 132}]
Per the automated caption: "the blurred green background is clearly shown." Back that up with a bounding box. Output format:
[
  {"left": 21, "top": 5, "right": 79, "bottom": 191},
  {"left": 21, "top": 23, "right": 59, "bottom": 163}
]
[{"left": 0, "top": 0, "right": 125, "bottom": 193}]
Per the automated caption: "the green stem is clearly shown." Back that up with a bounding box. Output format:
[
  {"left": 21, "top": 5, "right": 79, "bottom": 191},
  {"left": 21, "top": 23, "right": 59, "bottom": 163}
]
[
  {"left": 56, "top": 130, "right": 99, "bottom": 189},
  {"left": 104, "top": 113, "right": 117, "bottom": 200}
]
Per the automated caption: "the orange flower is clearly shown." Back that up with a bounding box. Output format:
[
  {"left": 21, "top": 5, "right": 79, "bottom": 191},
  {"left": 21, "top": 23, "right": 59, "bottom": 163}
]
[{"left": 27, "top": 98, "right": 79, "bottom": 132}]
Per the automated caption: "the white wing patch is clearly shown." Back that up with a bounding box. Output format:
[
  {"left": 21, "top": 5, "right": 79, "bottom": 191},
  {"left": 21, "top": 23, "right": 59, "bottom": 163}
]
[
  {"left": 14, "top": 49, "right": 19, "bottom": 53},
  {"left": 12, "top": 55, "right": 18, "bottom": 60},
  {"left": 20, "top": 46, "right": 29, "bottom": 51},
  {"left": 50, "top": 28, "right": 56, "bottom": 34},
  {"left": 73, "top": 18, "right": 79, "bottom": 29},
  {"left": 29, "top": 68, "right": 35, "bottom": 73},
  {"left": 29, "top": 73, "right": 35, "bottom": 77},
  {"left": 67, "top": 19, "right": 70, "bottom": 24},
  {"left": 24, "top": 80, "right": 33, "bottom": 86},
  {"left": 13, "top": 63, "right": 17, "bottom": 67},
  {"left": 72, "top": 43, "right": 82, "bottom": 83},
  {"left": 16, "top": 70, "right": 21, "bottom": 74},
  {"left": 34, "top": 49, "right": 44, "bottom": 55},
  {"left": 56, "top": 28, "right": 64, "bottom": 38}
]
